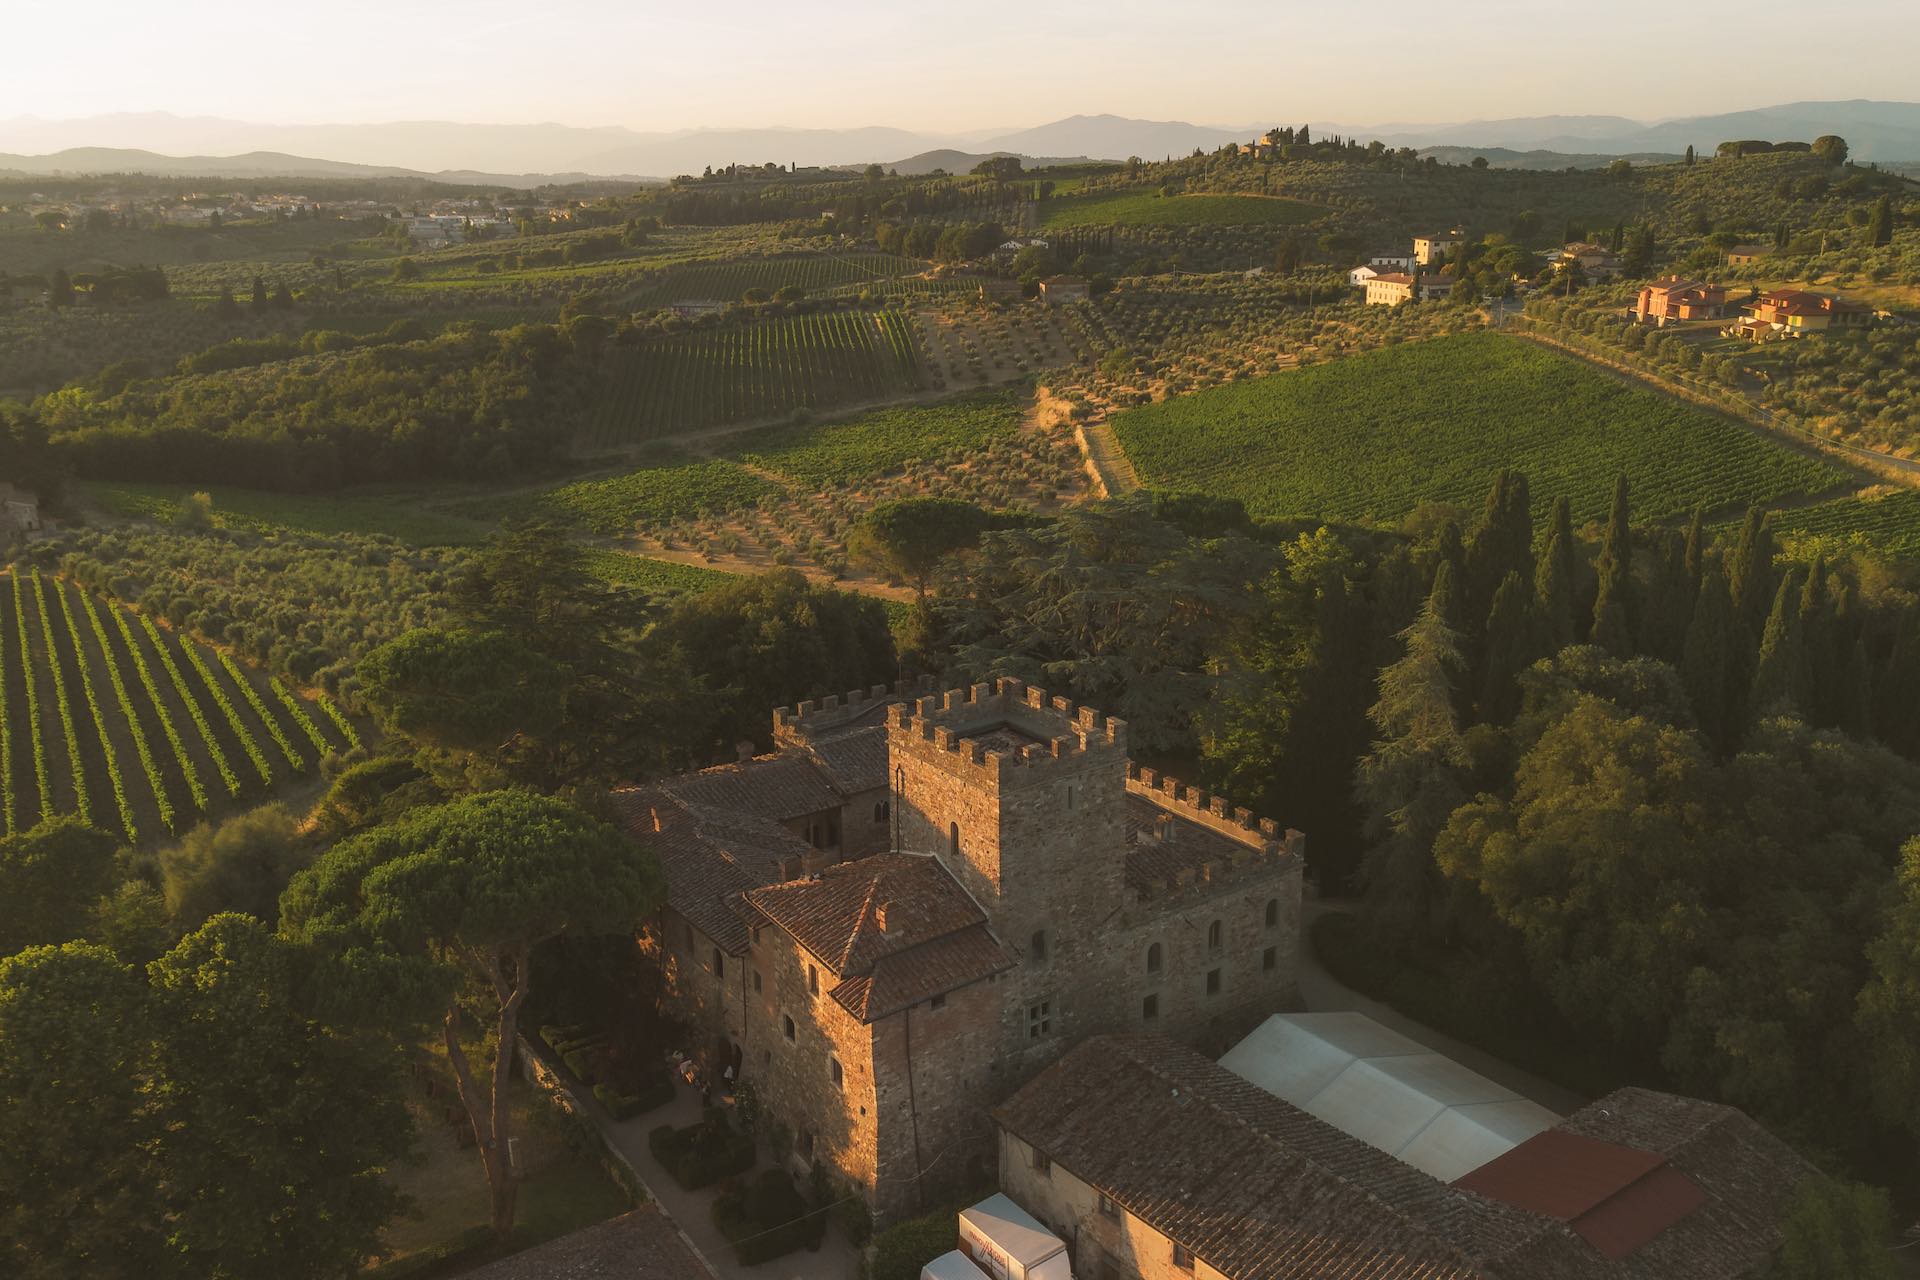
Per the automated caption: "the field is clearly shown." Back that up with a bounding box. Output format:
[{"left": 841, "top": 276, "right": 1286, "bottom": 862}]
[
  {"left": 583, "top": 308, "right": 926, "bottom": 447},
  {"left": 77, "top": 482, "right": 493, "bottom": 546},
  {"left": 0, "top": 570, "right": 358, "bottom": 843},
  {"left": 725, "top": 388, "right": 1027, "bottom": 486},
  {"left": 1111, "top": 332, "right": 1848, "bottom": 526},
  {"left": 1743, "top": 488, "right": 1920, "bottom": 558},
  {"left": 1039, "top": 191, "right": 1324, "bottom": 230},
  {"left": 620, "top": 251, "right": 928, "bottom": 308}
]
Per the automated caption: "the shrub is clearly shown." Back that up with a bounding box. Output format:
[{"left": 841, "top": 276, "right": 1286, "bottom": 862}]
[
  {"left": 649, "top": 1112, "right": 755, "bottom": 1189},
  {"left": 868, "top": 1208, "right": 958, "bottom": 1280},
  {"left": 713, "top": 1168, "right": 827, "bottom": 1264}
]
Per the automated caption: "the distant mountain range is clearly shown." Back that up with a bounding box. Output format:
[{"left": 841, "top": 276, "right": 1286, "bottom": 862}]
[
  {"left": 2, "top": 100, "right": 1917, "bottom": 182},
  {"left": 0, "top": 147, "right": 639, "bottom": 187}
]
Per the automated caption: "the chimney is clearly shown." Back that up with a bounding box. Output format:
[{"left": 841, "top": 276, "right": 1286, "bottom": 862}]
[
  {"left": 779, "top": 856, "right": 802, "bottom": 880},
  {"left": 875, "top": 901, "right": 897, "bottom": 934},
  {"left": 1155, "top": 813, "right": 1175, "bottom": 844},
  {"left": 735, "top": 740, "right": 756, "bottom": 764}
]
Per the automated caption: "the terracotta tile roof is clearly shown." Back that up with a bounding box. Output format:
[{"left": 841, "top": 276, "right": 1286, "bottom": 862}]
[
  {"left": 832, "top": 922, "right": 1015, "bottom": 1021},
  {"left": 1371, "top": 272, "right": 1416, "bottom": 285},
  {"left": 460, "top": 1205, "right": 714, "bottom": 1280},
  {"left": 996, "top": 1039, "right": 1814, "bottom": 1280},
  {"left": 799, "top": 723, "right": 889, "bottom": 795},
  {"left": 662, "top": 753, "right": 842, "bottom": 822},
  {"left": 994, "top": 1034, "right": 1516, "bottom": 1280},
  {"left": 609, "top": 787, "right": 813, "bottom": 953},
  {"left": 747, "top": 852, "right": 986, "bottom": 977},
  {"left": 1122, "top": 793, "right": 1263, "bottom": 899}
]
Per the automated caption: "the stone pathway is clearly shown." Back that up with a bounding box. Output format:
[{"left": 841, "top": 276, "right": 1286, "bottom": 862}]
[{"left": 601, "top": 1081, "right": 860, "bottom": 1280}]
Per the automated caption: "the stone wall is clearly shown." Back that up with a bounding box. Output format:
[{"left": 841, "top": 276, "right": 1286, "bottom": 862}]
[
  {"left": 999, "top": 1131, "right": 1223, "bottom": 1280},
  {"left": 639, "top": 909, "right": 742, "bottom": 1065}
]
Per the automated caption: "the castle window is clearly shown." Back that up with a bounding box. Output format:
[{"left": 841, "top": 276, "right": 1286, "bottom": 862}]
[
  {"left": 830, "top": 1058, "right": 843, "bottom": 1089},
  {"left": 751, "top": 926, "right": 762, "bottom": 946},
  {"left": 711, "top": 948, "right": 724, "bottom": 978},
  {"left": 1263, "top": 946, "right": 1277, "bottom": 972},
  {"left": 1065, "top": 784, "right": 1075, "bottom": 810},
  {"left": 929, "top": 993, "right": 947, "bottom": 1010},
  {"left": 1207, "top": 920, "right": 1222, "bottom": 953},
  {"left": 1206, "top": 968, "right": 1222, "bottom": 997},
  {"left": 1173, "top": 1245, "right": 1194, "bottom": 1272},
  {"left": 1265, "top": 898, "right": 1279, "bottom": 929},
  {"left": 874, "top": 799, "right": 890, "bottom": 823},
  {"left": 1030, "top": 930, "right": 1048, "bottom": 963},
  {"left": 1142, "top": 993, "right": 1158, "bottom": 1021},
  {"left": 1032, "top": 1149, "right": 1052, "bottom": 1177},
  {"left": 949, "top": 822, "right": 960, "bottom": 856},
  {"left": 753, "top": 969, "right": 763, "bottom": 994},
  {"left": 809, "top": 965, "right": 819, "bottom": 996},
  {"left": 783, "top": 1014, "right": 796, "bottom": 1041},
  {"left": 798, "top": 1129, "right": 815, "bottom": 1162},
  {"left": 1098, "top": 1192, "right": 1120, "bottom": 1220},
  {"left": 1027, "top": 1000, "right": 1052, "bottom": 1038},
  {"left": 1146, "top": 942, "right": 1162, "bottom": 974}
]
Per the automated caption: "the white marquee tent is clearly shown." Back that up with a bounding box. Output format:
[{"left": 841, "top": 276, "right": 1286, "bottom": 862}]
[{"left": 1218, "top": 1011, "right": 1559, "bottom": 1182}]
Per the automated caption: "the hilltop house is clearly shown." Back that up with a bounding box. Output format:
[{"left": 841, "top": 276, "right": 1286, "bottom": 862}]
[
  {"left": 1349, "top": 264, "right": 1383, "bottom": 287},
  {"left": 1366, "top": 273, "right": 1417, "bottom": 306},
  {"left": 996, "top": 1030, "right": 1814, "bottom": 1280},
  {"left": 620, "top": 680, "right": 1303, "bottom": 1221},
  {"left": 1726, "top": 244, "right": 1772, "bottom": 266},
  {"left": 1634, "top": 277, "right": 1733, "bottom": 326},
  {"left": 1558, "top": 242, "right": 1623, "bottom": 279},
  {"left": 1730, "top": 288, "right": 1872, "bottom": 340},
  {"left": 1413, "top": 231, "right": 1464, "bottom": 266}
]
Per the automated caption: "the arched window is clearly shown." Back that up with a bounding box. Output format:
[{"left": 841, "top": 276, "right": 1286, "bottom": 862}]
[
  {"left": 873, "top": 799, "right": 890, "bottom": 823},
  {"left": 1207, "top": 920, "right": 1222, "bottom": 952},
  {"left": 1030, "top": 930, "right": 1048, "bottom": 963},
  {"left": 1264, "top": 898, "right": 1279, "bottom": 928},
  {"left": 1146, "top": 942, "right": 1163, "bottom": 974},
  {"left": 949, "top": 822, "right": 960, "bottom": 856}
]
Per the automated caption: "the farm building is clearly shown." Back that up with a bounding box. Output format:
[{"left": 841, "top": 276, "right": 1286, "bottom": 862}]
[
  {"left": 621, "top": 679, "right": 1303, "bottom": 1222},
  {"left": 995, "top": 1030, "right": 1816, "bottom": 1280},
  {"left": 0, "top": 482, "right": 40, "bottom": 534},
  {"left": 1634, "top": 277, "right": 1734, "bottom": 325},
  {"left": 1349, "top": 264, "right": 1383, "bottom": 287},
  {"left": 1413, "top": 231, "right": 1465, "bottom": 265},
  {"left": 1366, "top": 273, "right": 1417, "bottom": 306},
  {"left": 1726, "top": 244, "right": 1772, "bottom": 266},
  {"left": 1037, "top": 276, "right": 1091, "bottom": 306},
  {"left": 668, "top": 299, "right": 728, "bottom": 319},
  {"left": 1730, "top": 288, "right": 1872, "bottom": 340},
  {"left": 1558, "top": 242, "right": 1624, "bottom": 279}
]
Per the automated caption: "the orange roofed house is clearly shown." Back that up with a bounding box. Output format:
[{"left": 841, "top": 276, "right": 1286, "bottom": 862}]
[
  {"left": 1731, "top": 288, "right": 1872, "bottom": 340},
  {"left": 1634, "top": 277, "right": 1733, "bottom": 326},
  {"left": 615, "top": 680, "right": 1304, "bottom": 1220}
]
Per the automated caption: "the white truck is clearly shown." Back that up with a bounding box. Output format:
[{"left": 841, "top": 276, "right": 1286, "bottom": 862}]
[{"left": 950, "top": 1194, "right": 1072, "bottom": 1280}]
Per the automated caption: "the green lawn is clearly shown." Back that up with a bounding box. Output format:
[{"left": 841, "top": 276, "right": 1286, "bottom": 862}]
[
  {"left": 724, "top": 388, "right": 1027, "bottom": 487},
  {"left": 1110, "top": 332, "right": 1847, "bottom": 527},
  {"left": 471, "top": 449, "right": 778, "bottom": 534},
  {"left": 1039, "top": 190, "right": 1324, "bottom": 229}
]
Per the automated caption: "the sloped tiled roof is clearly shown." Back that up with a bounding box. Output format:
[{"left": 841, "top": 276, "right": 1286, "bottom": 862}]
[
  {"left": 832, "top": 922, "right": 1014, "bottom": 1021},
  {"left": 798, "top": 723, "right": 890, "bottom": 795},
  {"left": 662, "top": 753, "right": 843, "bottom": 822},
  {"left": 461, "top": 1205, "right": 713, "bottom": 1280},
  {"left": 609, "top": 787, "right": 813, "bottom": 953},
  {"left": 1122, "top": 793, "right": 1268, "bottom": 899},
  {"left": 746, "top": 853, "right": 984, "bottom": 975},
  {"left": 997, "top": 1037, "right": 1811, "bottom": 1280}
]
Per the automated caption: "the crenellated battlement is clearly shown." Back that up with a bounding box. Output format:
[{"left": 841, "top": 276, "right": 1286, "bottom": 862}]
[
  {"left": 1126, "top": 764, "right": 1304, "bottom": 865},
  {"left": 886, "top": 677, "right": 1128, "bottom": 787},
  {"left": 773, "top": 677, "right": 936, "bottom": 745}
]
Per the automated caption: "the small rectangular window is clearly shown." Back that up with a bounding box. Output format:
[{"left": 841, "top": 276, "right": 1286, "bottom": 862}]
[
  {"left": 1172, "top": 1244, "right": 1193, "bottom": 1272},
  {"left": 1142, "top": 993, "right": 1158, "bottom": 1021},
  {"left": 830, "top": 1058, "right": 843, "bottom": 1089},
  {"left": 753, "top": 969, "right": 763, "bottom": 994},
  {"left": 1262, "top": 946, "right": 1277, "bottom": 972},
  {"left": 711, "top": 948, "right": 725, "bottom": 978},
  {"left": 1032, "top": 1149, "right": 1051, "bottom": 1177},
  {"left": 1027, "top": 1000, "right": 1052, "bottom": 1038},
  {"left": 809, "top": 965, "right": 819, "bottom": 996},
  {"left": 783, "top": 1014, "right": 796, "bottom": 1041},
  {"left": 1097, "top": 1192, "right": 1119, "bottom": 1220},
  {"left": 1206, "top": 968, "right": 1221, "bottom": 997},
  {"left": 929, "top": 993, "right": 947, "bottom": 1010}
]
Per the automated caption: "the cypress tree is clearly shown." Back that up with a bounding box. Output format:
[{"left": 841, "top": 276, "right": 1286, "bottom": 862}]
[
  {"left": 1478, "top": 571, "right": 1540, "bottom": 726},
  {"left": 1591, "top": 476, "right": 1633, "bottom": 655},
  {"left": 1838, "top": 639, "right": 1872, "bottom": 740},
  {"left": 1428, "top": 558, "right": 1467, "bottom": 646},
  {"left": 1796, "top": 558, "right": 1833, "bottom": 725},
  {"left": 1727, "top": 506, "right": 1776, "bottom": 643},
  {"left": 1535, "top": 495, "right": 1578, "bottom": 651},
  {"left": 1684, "top": 144, "right": 1696, "bottom": 166},
  {"left": 1466, "top": 469, "right": 1533, "bottom": 640},
  {"left": 251, "top": 273, "right": 267, "bottom": 311},
  {"left": 1682, "top": 506, "right": 1706, "bottom": 596},
  {"left": 1751, "top": 572, "right": 1807, "bottom": 722},
  {"left": 1879, "top": 615, "right": 1920, "bottom": 756},
  {"left": 1867, "top": 194, "right": 1894, "bottom": 248},
  {"left": 1684, "top": 562, "right": 1736, "bottom": 751}
]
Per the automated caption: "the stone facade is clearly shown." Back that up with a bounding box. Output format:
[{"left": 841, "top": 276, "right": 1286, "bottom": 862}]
[{"left": 623, "top": 678, "right": 1303, "bottom": 1222}]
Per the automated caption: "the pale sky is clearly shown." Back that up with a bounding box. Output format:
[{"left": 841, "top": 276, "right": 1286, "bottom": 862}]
[{"left": 3, "top": 0, "right": 1915, "bottom": 134}]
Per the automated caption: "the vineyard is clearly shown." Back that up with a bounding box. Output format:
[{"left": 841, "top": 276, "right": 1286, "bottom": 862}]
[
  {"left": 1039, "top": 191, "right": 1325, "bottom": 230},
  {"left": 1741, "top": 487, "right": 1920, "bottom": 558},
  {"left": 0, "top": 570, "right": 358, "bottom": 842},
  {"left": 582, "top": 308, "right": 926, "bottom": 447},
  {"left": 620, "top": 252, "right": 931, "bottom": 309},
  {"left": 1111, "top": 332, "right": 1848, "bottom": 527}
]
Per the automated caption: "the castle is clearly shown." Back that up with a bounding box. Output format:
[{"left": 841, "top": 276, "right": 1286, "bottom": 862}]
[{"left": 613, "top": 678, "right": 1303, "bottom": 1220}]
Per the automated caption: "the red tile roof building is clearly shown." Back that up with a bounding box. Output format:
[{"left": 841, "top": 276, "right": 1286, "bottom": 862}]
[
  {"left": 1633, "top": 277, "right": 1732, "bottom": 325},
  {"left": 617, "top": 680, "right": 1304, "bottom": 1223}
]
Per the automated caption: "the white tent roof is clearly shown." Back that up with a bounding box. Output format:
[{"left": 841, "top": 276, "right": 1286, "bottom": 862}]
[{"left": 1218, "top": 1011, "right": 1558, "bottom": 1182}]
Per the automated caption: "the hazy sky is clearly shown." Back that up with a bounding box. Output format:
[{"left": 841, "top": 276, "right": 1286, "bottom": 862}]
[{"left": 4, "top": 0, "right": 1915, "bottom": 133}]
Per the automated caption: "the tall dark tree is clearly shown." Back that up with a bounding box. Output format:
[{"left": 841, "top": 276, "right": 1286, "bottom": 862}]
[
  {"left": 1750, "top": 572, "right": 1807, "bottom": 722},
  {"left": 1726, "top": 507, "right": 1777, "bottom": 643},
  {"left": 1478, "top": 571, "right": 1541, "bottom": 725},
  {"left": 1535, "top": 496, "right": 1579, "bottom": 651},
  {"left": 1590, "top": 476, "right": 1633, "bottom": 655},
  {"left": 250, "top": 274, "right": 267, "bottom": 311},
  {"left": 48, "top": 268, "right": 74, "bottom": 307},
  {"left": 1465, "top": 469, "right": 1534, "bottom": 633},
  {"left": 1866, "top": 194, "right": 1894, "bottom": 248},
  {"left": 1683, "top": 562, "right": 1737, "bottom": 750}
]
